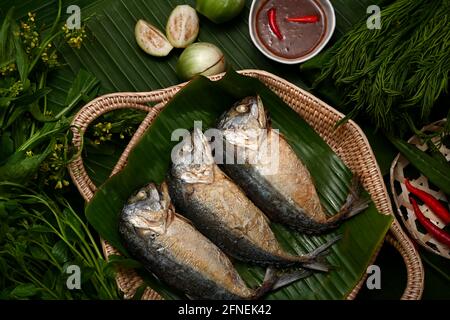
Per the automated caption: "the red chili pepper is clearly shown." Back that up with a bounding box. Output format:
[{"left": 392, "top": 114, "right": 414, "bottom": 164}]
[
  {"left": 286, "top": 15, "right": 320, "bottom": 23},
  {"left": 409, "top": 197, "right": 450, "bottom": 247},
  {"left": 405, "top": 179, "right": 450, "bottom": 225},
  {"left": 268, "top": 8, "right": 283, "bottom": 40}
]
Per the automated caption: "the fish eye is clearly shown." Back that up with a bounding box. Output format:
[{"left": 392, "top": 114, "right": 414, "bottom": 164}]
[
  {"left": 236, "top": 105, "right": 248, "bottom": 113},
  {"left": 137, "top": 191, "right": 147, "bottom": 200}
]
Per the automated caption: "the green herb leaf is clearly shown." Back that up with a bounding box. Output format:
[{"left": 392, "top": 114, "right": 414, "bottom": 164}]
[
  {"left": 0, "top": 8, "right": 15, "bottom": 65},
  {"left": 30, "top": 246, "right": 49, "bottom": 261},
  {"left": 10, "top": 283, "right": 39, "bottom": 298},
  {"left": 0, "top": 132, "right": 14, "bottom": 162},
  {"left": 0, "top": 148, "right": 51, "bottom": 184},
  {"left": 51, "top": 240, "right": 70, "bottom": 264},
  {"left": 29, "top": 224, "right": 54, "bottom": 234},
  {"left": 13, "top": 26, "right": 29, "bottom": 82},
  {"left": 57, "top": 69, "right": 99, "bottom": 119},
  {"left": 13, "top": 88, "right": 52, "bottom": 106}
]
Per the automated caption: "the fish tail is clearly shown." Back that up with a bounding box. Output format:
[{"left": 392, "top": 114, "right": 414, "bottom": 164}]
[
  {"left": 251, "top": 267, "right": 278, "bottom": 299},
  {"left": 329, "top": 176, "right": 370, "bottom": 224},
  {"left": 251, "top": 267, "right": 312, "bottom": 299},
  {"left": 271, "top": 269, "right": 313, "bottom": 291},
  {"left": 299, "top": 234, "right": 343, "bottom": 272}
]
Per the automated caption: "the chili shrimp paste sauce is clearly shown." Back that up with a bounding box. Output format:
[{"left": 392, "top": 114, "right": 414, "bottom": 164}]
[{"left": 256, "top": 0, "right": 326, "bottom": 59}]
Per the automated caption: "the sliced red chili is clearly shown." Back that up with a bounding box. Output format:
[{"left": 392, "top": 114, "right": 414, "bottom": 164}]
[
  {"left": 405, "top": 179, "right": 450, "bottom": 225},
  {"left": 268, "top": 8, "right": 283, "bottom": 40},
  {"left": 410, "top": 197, "right": 450, "bottom": 247},
  {"left": 286, "top": 15, "right": 320, "bottom": 23}
]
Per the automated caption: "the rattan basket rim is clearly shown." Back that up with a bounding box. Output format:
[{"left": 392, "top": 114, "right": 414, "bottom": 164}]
[{"left": 68, "top": 69, "right": 424, "bottom": 300}]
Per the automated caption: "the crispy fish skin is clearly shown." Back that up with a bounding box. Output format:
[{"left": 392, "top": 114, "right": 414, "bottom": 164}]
[
  {"left": 168, "top": 129, "right": 338, "bottom": 271},
  {"left": 119, "top": 182, "right": 255, "bottom": 299},
  {"left": 217, "top": 96, "right": 368, "bottom": 234}
]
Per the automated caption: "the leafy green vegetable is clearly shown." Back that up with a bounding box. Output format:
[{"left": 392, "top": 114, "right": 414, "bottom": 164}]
[
  {"left": 10, "top": 284, "right": 39, "bottom": 298},
  {"left": 0, "top": 148, "right": 51, "bottom": 184},
  {"left": 303, "top": 0, "right": 450, "bottom": 135},
  {"left": 85, "top": 70, "right": 392, "bottom": 299},
  {"left": 0, "top": 3, "right": 99, "bottom": 189},
  {"left": 0, "top": 4, "right": 121, "bottom": 299},
  {"left": 0, "top": 183, "right": 120, "bottom": 299}
]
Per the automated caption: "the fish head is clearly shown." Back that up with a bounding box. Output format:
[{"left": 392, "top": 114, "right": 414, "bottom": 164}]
[
  {"left": 121, "top": 183, "right": 174, "bottom": 237},
  {"left": 171, "top": 128, "right": 215, "bottom": 184},
  {"left": 217, "top": 96, "right": 267, "bottom": 150},
  {"left": 218, "top": 96, "right": 267, "bottom": 131}
]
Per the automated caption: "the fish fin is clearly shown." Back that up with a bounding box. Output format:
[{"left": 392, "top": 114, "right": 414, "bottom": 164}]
[
  {"left": 251, "top": 267, "right": 278, "bottom": 299},
  {"left": 329, "top": 176, "right": 370, "bottom": 223},
  {"left": 271, "top": 269, "right": 313, "bottom": 291},
  {"left": 173, "top": 212, "right": 195, "bottom": 226},
  {"left": 252, "top": 267, "right": 313, "bottom": 299},
  {"left": 345, "top": 196, "right": 370, "bottom": 219},
  {"left": 302, "top": 260, "right": 330, "bottom": 272},
  {"left": 306, "top": 235, "right": 342, "bottom": 257},
  {"left": 301, "top": 235, "right": 343, "bottom": 272}
]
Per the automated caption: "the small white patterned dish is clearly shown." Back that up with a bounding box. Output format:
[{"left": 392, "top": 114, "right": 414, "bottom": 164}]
[{"left": 390, "top": 119, "right": 450, "bottom": 259}]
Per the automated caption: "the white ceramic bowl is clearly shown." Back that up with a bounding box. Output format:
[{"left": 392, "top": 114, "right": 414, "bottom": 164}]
[{"left": 249, "top": 0, "right": 336, "bottom": 64}]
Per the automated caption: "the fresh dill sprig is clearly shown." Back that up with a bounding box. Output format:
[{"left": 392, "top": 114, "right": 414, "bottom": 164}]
[{"left": 311, "top": 0, "right": 450, "bottom": 135}]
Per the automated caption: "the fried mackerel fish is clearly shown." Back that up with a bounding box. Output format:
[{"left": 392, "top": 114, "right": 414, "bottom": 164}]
[
  {"left": 168, "top": 129, "right": 339, "bottom": 271},
  {"left": 217, "top": 96, "right": 369, "bottom": 235},
  {"left": 119, "top": 182, "right": 306, "bottom": 300}
]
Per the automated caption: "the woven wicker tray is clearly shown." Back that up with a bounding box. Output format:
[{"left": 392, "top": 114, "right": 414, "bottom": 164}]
[{"left": 68, "top": 70, "right": 424, "bottom": 300}]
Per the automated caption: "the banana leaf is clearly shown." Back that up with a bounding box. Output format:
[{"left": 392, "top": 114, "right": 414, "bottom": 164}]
[
  {"left": 85, "top": 69, "right": 392, "bottom": 300},
  {"left": 51, "top": 0, "right": 382, "bottom": 93},
  {"left": 9, "top": 0, "right": 383, "bottom": 95}
]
